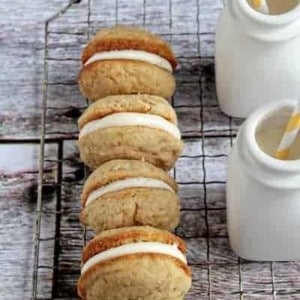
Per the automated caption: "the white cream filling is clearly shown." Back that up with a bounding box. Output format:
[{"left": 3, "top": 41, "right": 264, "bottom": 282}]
[
  {"left": 85, "top": 177, "right": 174, "bottom": 207},
  {"left": 81, "top": 242, "right": 187, "bottom": 274},
  {"left": 84, "top": 50, "right": 173, "bottom": 73},
  {"left": 79, "top": 112, "right": 181, "bottom": 140}
]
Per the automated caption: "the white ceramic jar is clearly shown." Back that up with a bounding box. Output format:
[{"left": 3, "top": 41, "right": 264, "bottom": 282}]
[
  {"left": 215, "top": 0, "right": 300, "bottom": 118},
  {"left": 227, "top": 99, "right": 300, "bottom": 261}
]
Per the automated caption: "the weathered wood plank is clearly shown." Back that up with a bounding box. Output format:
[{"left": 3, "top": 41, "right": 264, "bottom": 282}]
[
  {"left": 0, "top": 0, "right": 86, "bottom": 139},
  {"left": 242, "top": 262, "right": 273, "bottom": 293},
  {"left": 172, "top": 0, "right": 198, "bottom": 34},
  {"left": 210, "top": 264, "right": 240, "bottom": 296},
  {"left": 0, "top": 143, "right": 59, "bottom": 299},
  {"left": 209, "top": 237, "right": 238, "bottom": 263},
  {"left": 186, "top": 265, "right": 209, "bottom": 298},
  {"left": 274, "top": 262, "right": 300, "bottom": 292}
]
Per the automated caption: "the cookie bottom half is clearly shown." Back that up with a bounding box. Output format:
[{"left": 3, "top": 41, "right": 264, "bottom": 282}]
[
  {"left": 78, "top": 126, "right": 183, "bottom": 170},
  {"left": 80, "top": 187, "right": 180, "bottom": 233},
  {"left": 78, "top": 60, "right": 175, "bottom": 101}
]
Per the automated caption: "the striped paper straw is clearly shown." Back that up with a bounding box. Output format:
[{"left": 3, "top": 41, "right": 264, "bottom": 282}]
[
  {"left": 275, "top": 101, "right": 300, "bottom": 160},
  {"left": 252, "top": 0, "right": 269, "bottom": 14}
]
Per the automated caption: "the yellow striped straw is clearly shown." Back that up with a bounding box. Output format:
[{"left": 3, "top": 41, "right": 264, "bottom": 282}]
[
  {"left": 275, "top": 101, "right": 300, "bottom": 160},
  {"left": 251, "top": 0, "right": 269, "bottom": 14}
]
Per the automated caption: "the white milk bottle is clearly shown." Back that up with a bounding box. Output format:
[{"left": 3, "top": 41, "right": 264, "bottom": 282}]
[
  {"left": 227, "top": 99, "right": 300, "bottom": 260},
  {"left": 215, "top": 0, "right": 300, "bottom": 117}
]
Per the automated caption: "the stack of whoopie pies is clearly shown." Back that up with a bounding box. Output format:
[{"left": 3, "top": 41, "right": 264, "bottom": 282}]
[{"left": 77, "top": 26, "right": 191, "bottom": 300}]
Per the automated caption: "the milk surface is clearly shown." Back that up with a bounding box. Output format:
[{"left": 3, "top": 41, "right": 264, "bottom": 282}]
[
  {"left": 256, "top": 107, "right": 300, "bottom": 160},
  {"left": 247, "top": 0, "right": 298, "bottom": 15},
  {"left": 266, "top": 0, "right": 298, "bottom": 15}
]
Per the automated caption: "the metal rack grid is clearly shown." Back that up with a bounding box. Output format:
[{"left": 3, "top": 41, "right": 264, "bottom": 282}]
[{"left": 30, "top": 0, "right": 299, "bottom": 299}]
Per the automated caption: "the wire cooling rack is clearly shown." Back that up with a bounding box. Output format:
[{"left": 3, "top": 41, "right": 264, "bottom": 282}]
[{"left": 31, "top": 0, "right": 300, "bottom": 299}]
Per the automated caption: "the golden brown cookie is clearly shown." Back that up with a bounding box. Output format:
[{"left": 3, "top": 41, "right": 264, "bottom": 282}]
[
  {"left": 78, "top": 26, "right": 177, "bottom": 101},
  {"left": 81, "top": 26, "right": 177, "bottom": 68},
  {"left": 80, "top": 159, "right": 180, "bottom": 233},
  {"left": 78, "top": 60, "right": 175, "bottom": 101},
  {"left": 77, "top": 94, "right": 183, "bottom": 170},
  {"left": 78, "top": 226, "right": 192, "bottom": 300}
]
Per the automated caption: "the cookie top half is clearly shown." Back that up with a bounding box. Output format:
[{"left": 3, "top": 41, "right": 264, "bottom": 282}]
[
  {"left": 81, "top": 226, "right": 187, "bottom": 264},
  {"left": 81, "top": 159, "right": 177, "bottom": 207},
  {"left": 81, "top": 26, "right": 177, "bottom": 70},
  {"left": 78, "top": 94, "right": 178, "bottom": 129}
]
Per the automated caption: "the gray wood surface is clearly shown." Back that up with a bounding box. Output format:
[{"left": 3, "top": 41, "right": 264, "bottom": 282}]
[{"left": 0, "top": 0, "right": 299, "bottom": 299}]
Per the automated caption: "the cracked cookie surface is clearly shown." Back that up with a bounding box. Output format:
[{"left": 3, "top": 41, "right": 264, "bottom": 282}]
[{"left": 80, "top": 160, "right": 180, "bottom": 233}]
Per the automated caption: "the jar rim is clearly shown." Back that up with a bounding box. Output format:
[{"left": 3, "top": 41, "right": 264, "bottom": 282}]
[
  {"left": 244, "top": 99, "right": 300, "bottom": 172},
  {"left": 238, "top": 0, "right": 300, "bottom": 26}
]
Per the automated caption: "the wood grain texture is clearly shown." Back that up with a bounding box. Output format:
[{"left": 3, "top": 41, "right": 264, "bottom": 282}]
[
  {"left": 0, "top": 0, "right": 299, "bottom": 299},
  {"left": 0, "top": 143, "right": 59, "bottom": 299}
]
